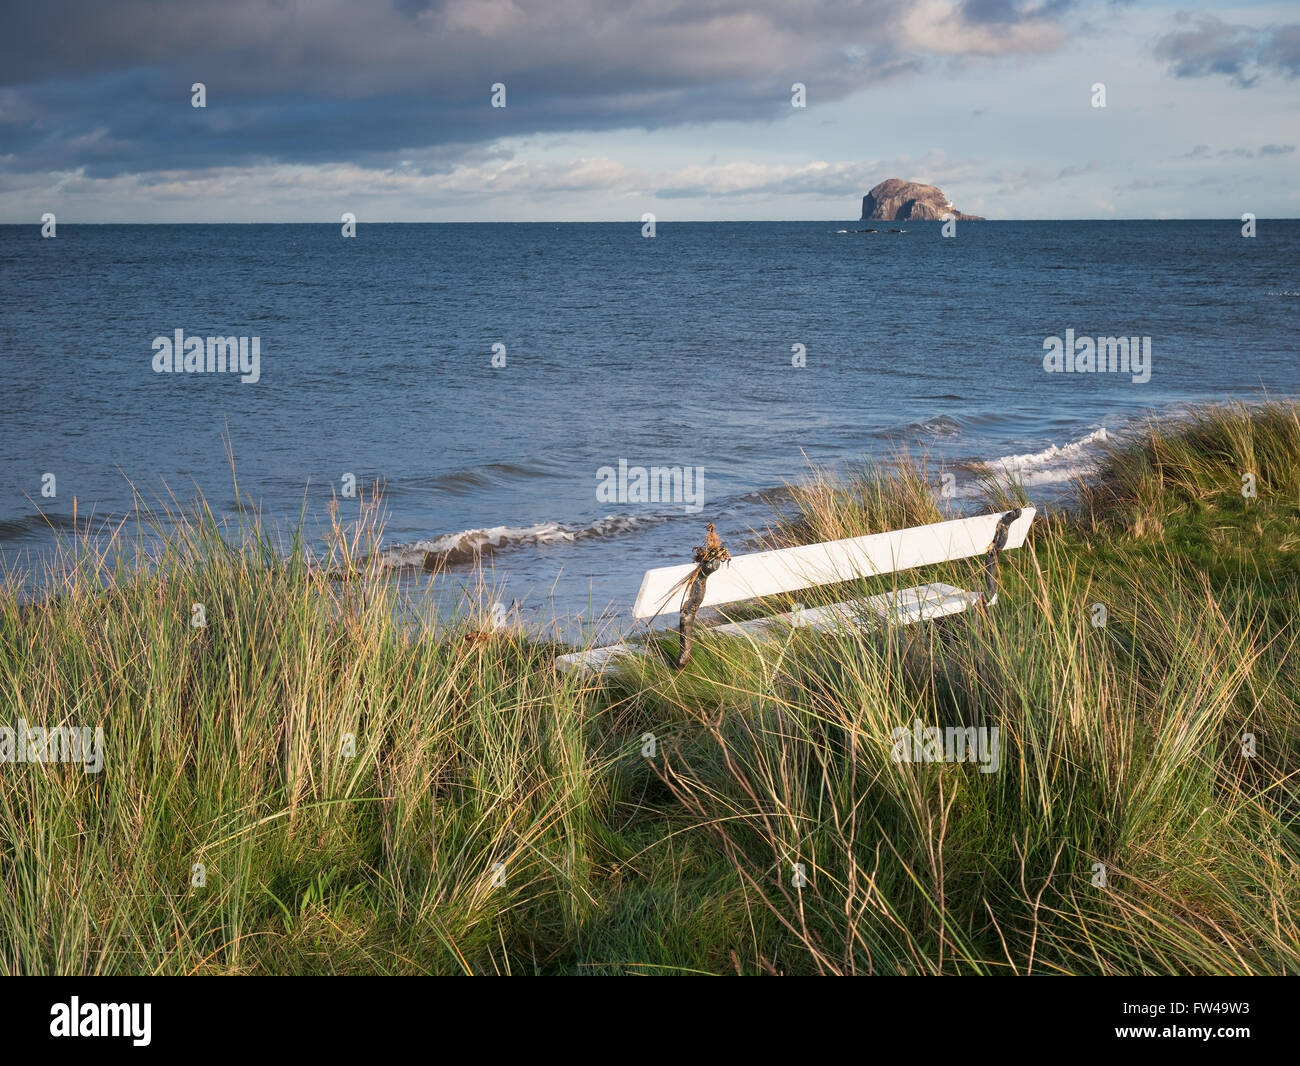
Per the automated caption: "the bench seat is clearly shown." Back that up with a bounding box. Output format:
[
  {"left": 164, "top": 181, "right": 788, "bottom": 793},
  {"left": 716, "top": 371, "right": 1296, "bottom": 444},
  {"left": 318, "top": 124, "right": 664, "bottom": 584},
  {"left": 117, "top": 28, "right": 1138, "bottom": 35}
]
[
  {"left": 555, "top": 507, "right": 1034, "bottom": 677},
  {"left": 556, "top": 581, "right": 982, "bottom": 676}
]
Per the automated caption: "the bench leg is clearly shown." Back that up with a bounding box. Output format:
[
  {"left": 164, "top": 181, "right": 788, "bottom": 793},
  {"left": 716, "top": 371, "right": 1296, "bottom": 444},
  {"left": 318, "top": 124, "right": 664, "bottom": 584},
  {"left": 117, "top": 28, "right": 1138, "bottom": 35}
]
[{"left": 676, "top": 572, "right": 706, "bottom": 667}]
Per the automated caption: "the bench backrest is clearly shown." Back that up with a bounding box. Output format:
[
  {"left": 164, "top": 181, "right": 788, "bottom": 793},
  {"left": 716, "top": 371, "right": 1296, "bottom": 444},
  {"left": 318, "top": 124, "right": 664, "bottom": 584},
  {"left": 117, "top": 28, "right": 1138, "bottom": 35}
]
[{"left": 632, "top": 508, "right": 1036, "bottom": 619}]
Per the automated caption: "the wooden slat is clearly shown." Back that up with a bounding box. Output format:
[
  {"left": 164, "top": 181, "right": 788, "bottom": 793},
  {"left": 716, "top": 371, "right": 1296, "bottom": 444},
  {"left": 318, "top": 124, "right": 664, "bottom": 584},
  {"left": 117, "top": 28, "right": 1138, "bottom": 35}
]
[
  {"left": 556, "top": 582, "right": 983, "bottom": 675},
  {"left": 712, "top": 582, "right": 979, "bottom": 638},
  {"left": 632, "top": 508, "right": 1035, "bottom": 619},
  {"left": 555, "top": 643, "right": 648, "bottom": 675}
]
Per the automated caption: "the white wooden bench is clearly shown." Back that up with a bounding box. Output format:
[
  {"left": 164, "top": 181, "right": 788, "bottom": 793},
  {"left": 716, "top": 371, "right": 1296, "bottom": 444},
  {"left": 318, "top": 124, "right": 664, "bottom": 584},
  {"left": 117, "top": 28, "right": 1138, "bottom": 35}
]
[{"left": 556, "top": 507, "right": 1035, "bottom": 675}]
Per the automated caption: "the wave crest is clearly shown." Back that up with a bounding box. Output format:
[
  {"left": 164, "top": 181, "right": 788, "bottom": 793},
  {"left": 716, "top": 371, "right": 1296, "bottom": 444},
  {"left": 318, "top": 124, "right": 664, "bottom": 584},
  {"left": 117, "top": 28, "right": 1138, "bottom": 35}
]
[
  {"left": 378, "top": 514, "right": 664, "bottom": 570},
  {"left": 986, "top": 427, "right": 1111, "bottom": 486}
]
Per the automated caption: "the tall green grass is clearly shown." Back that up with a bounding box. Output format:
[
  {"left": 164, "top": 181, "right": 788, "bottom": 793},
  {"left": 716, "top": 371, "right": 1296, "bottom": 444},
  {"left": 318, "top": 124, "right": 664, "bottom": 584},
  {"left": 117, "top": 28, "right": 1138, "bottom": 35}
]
[
  {"left": 0, "top": 491, "right": 602, "bottom": 974},
  {"left": 1, "top": 402, "right": 1297, "bottom": 974}
]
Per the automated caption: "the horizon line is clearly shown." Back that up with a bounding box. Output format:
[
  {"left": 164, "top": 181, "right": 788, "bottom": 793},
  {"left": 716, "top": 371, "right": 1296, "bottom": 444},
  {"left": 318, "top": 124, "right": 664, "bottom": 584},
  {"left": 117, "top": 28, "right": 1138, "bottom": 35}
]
[{"left": 6, "top": 216, "right": 1297, "bottom": 225}]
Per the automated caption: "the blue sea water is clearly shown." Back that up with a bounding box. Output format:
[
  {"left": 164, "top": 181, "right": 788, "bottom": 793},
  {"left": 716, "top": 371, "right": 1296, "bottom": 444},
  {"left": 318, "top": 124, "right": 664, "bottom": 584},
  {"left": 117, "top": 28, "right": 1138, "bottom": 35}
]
[{"left": 2, "top": 220, "right": 1297, "bottom": 635}]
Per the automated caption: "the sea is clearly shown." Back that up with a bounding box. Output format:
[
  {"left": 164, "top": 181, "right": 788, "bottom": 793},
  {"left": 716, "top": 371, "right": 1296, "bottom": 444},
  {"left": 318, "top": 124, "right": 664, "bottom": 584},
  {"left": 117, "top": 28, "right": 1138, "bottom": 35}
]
[{"left": 2, "top": 220, "right": 1297, "bottom": 639}]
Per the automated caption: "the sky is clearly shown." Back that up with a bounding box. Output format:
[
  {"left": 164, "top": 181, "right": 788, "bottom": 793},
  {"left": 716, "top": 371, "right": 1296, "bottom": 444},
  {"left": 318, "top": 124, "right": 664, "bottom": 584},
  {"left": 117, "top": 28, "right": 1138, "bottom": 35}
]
[{"left": 0, "top": 0, "right": 1296, "bottom": 221}]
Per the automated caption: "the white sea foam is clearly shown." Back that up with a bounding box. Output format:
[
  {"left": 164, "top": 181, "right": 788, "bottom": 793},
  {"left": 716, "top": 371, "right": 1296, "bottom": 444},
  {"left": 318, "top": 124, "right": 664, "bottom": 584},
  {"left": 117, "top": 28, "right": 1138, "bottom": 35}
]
[
  {"left": 986, "top": 426, "right": 1112, "bottom": 486},
  {"left": 378, "top": 514, "right": 662, "bottom": 570}
]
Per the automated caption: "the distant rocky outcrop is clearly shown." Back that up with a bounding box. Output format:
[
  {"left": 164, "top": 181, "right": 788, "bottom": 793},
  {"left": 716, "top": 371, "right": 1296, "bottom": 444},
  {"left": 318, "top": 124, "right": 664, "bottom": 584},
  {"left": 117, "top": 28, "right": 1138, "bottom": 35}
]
[{"left": 860, "top": 179, "right": 983, "bottom": 222}]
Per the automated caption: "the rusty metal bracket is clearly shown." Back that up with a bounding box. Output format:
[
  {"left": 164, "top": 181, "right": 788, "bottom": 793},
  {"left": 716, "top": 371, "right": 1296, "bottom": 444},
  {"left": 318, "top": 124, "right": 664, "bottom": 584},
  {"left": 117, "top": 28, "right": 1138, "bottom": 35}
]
[
  {"left": 674, "top": 523, "right": 730, "bottom": 668},
  {"left": 981, "top": 507, "right": 1022, "bottom": 606}
]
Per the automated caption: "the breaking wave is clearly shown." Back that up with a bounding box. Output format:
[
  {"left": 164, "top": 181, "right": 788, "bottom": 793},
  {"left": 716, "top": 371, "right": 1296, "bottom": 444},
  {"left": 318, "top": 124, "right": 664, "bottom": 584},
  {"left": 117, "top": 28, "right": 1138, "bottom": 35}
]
[
  {"left": 985, "top": 426, "right": 1112, "bottom": 487},
  {"left": 378, "top": 513, "right": 667, "bottom": 570},
  {"left": 907, "top": 414, "right": 962, "bottom": 438}
]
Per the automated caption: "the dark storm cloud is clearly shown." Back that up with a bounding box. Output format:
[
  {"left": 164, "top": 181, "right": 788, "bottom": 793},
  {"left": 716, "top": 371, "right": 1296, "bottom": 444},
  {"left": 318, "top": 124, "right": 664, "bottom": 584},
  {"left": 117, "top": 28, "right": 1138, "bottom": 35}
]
[
  {"left": 1153, "top": 15, "right": 1300, "bottom": 87},
  {"left": 0, "top": 0, "right": 1071, "bottom": 176}
]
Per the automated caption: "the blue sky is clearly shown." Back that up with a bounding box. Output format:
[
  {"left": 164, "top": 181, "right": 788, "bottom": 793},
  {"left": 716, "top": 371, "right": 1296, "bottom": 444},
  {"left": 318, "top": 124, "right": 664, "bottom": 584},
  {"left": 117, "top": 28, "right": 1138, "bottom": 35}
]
[{"left": 1, "top": 0, "right": 1296, "bottom": 221}]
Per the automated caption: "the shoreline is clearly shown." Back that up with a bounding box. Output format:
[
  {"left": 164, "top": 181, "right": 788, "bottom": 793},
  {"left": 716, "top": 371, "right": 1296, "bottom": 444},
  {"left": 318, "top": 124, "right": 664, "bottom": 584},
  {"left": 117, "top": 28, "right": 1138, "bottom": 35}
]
[{"left": 4, "top": 397, "right": 1293, "bottom": 634}]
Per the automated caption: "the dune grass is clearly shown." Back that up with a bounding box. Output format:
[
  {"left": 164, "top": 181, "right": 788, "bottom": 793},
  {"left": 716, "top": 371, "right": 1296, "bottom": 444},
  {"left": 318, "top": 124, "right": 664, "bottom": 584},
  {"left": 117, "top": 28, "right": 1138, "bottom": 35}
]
[{"left": 1, "top": 401, "right": 1297, "bottom": 974}]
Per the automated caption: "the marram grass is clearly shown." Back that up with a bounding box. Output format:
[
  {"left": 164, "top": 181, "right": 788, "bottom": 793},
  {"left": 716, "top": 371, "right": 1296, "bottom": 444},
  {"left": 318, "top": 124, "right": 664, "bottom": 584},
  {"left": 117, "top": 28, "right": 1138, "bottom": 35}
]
[{"left": 1, "top": 401, "right": 1297, "bottom": 974}]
